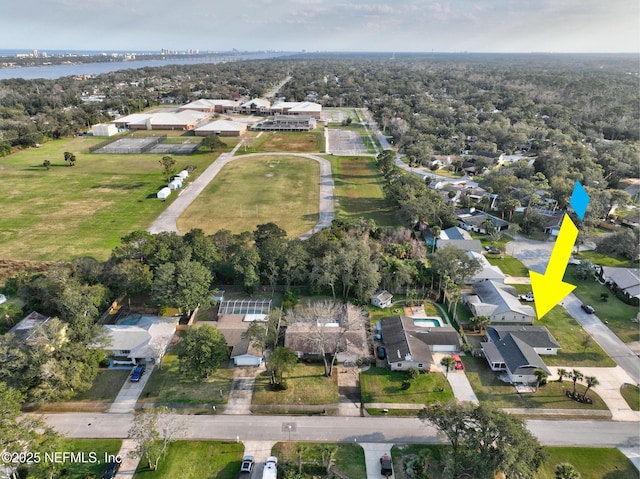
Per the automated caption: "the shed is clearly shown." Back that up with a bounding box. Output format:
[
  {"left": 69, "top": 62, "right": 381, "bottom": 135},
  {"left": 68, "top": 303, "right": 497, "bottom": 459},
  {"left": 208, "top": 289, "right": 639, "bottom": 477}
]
[
  {"left": 157, "top": 187, "right": 171, "bottom": 200},
  {"left": 91, "top": 123, "right": 118, "bottom": 137},
  {"left": 177, "top": 170, "right": 189, "bottom": 179}
]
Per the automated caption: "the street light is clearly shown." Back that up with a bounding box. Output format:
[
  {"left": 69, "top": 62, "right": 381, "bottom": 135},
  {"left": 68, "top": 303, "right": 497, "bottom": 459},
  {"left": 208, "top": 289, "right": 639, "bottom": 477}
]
[{"left": 288, "top": 424, "right": 292, "bottom": 441}]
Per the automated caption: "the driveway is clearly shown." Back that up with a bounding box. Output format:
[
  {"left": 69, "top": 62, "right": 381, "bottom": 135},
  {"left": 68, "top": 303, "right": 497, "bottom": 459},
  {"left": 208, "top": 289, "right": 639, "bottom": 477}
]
[
  {"left": 224, "top": 365, "right": 264, "bottom": 415},
  {"left": 108, "top": 365, "right": 153, "bottom": 414},
  {"left": 360, "top": 443, "right": 395, "bottom": 479},
  {"left": 148, "top": 150, "right": 334, "bottom": 241}
]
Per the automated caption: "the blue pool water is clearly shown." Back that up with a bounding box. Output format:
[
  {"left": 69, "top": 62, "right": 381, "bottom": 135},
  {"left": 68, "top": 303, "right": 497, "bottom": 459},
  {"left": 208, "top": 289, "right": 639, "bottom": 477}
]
[
  {"left": 117, "top": 314, "right": 141, "bottom": 326},
  {"left": 413, "top": 318, "right": 442, "bottom": 328}
]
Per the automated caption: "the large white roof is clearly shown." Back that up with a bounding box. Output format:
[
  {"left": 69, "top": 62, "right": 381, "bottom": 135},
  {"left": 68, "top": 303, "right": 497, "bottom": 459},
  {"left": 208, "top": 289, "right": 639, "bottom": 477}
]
[{"left": 195, "top": 119, "right": 247, "bottom": 132}]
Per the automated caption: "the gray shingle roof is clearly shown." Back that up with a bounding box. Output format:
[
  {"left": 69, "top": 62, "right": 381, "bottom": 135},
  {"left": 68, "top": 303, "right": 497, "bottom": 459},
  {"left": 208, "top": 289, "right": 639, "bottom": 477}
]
[{"left": 486, "top": 326, "right": 561, "bottom": 349}]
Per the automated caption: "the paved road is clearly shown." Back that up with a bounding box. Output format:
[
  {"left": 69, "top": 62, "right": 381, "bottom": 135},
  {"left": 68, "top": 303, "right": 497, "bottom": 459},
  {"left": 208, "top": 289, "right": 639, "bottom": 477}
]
[
  {"left": 147, "top": 150, "right": 335, "bottom": 240},
  {"left": 40, "top": 412, "right": 639, "bottom": 448},
  {"left": 508, "top": 236, "right": 640, "bottom": 383}
]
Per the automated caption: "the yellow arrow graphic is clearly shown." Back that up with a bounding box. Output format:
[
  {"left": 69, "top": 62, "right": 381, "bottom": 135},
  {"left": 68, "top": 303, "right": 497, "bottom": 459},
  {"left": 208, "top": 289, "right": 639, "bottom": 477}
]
[{"left": 529, "top": 213, "right": 578, "bottom": 319}]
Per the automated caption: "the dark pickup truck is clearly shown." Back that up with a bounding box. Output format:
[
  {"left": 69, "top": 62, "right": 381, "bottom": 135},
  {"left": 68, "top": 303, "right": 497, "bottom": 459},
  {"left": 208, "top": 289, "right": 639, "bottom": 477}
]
[{"left": 380, "top": 454, "right": 393, "bottom": 477}]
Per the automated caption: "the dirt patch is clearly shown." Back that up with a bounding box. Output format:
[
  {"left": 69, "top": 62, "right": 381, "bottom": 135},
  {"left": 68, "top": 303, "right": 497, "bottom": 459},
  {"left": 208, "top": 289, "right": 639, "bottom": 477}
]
[{"left": 0, "top": 259, "right": 55, "bottom": 284}]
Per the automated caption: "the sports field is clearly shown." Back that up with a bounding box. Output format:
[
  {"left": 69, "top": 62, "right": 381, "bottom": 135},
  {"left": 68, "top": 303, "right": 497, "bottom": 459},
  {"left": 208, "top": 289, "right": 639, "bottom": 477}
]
[
  {"left": 177, "top": 155, "right": 320, "bottom": 236},
  {"left": 0, "top": 138, "right": 217, "bottom": 261},
  {"left": 239, "top": 131, "right": 324, "bottom": 154}
]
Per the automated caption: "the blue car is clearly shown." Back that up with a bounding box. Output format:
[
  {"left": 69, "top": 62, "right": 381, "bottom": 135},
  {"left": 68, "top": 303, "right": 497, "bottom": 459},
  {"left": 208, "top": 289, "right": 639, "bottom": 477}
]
[{"left": 130, "top": 364, "right": 145, "bottom": 382}]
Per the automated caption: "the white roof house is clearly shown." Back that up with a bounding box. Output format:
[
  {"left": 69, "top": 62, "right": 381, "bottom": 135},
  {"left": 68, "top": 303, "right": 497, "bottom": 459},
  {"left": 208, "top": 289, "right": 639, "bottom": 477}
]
[
  {"left": 103, "top": 316, "right": 178, "bottom": 365},
  {"left": 179, "top": 99, "right": 240, "bottom": 113},
  {"left": 194, "top": 119, "right": 248, "bottom": 137},
  {"left": 465, "top": 251, "right": 506, "bottom": 283},
  {"left": 465, "top": 280, "right": 535, "bottom": 324},
  {"left": 111, "top": 110, "right": 208, "bottom": 130}
]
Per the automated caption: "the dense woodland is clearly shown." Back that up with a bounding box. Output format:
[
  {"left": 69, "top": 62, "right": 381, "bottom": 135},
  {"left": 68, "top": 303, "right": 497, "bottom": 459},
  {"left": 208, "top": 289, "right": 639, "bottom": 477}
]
[{"left": 0, "top": 53, "right": 638, "bottom": 405}]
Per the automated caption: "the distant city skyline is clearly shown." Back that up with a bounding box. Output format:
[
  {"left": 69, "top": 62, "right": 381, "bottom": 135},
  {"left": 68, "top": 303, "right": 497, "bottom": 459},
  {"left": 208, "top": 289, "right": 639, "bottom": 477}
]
[{"left": 2, "top": 0, "right": 638, "bottom": 54}]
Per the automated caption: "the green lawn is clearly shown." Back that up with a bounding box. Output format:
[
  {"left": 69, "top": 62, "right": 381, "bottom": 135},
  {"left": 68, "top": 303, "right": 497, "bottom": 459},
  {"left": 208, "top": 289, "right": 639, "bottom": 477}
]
[
  {"left": 140, "top": 353, "right": 235, "bottom": 405},
  {"left": 389, "top": 445, "right": 636, "bottom": 479},
  {"left": 177, "top": 155, "right": 320, "bottom": 237},
  {"left": 72, "top": 369, "right": 130, "bottom": 402},
  {"left": 620, "top": 383, "right": 640, "bottom": 411},
  {"left": 327, "top": 155, "right": 398, "bottom": 227},
  {"left": 564, "top": 266, "right": 639, "bottom": 343},
  {"left": 536, "top": 447, "right": 637, "bottom": 479},
  {"left": 52, "top": 439, "right": 122, "bottom": 479},
  {"left": 134, "top": 441, "right": 242, "bottom": 479},
  {"left": 272, "top": 442, "right": 366, "bottom": 479},
  {"left": 360, "top": 367, "right": 454, "bottom": 406},
  {"left": 537, "top": 306, "right": 615, "bottom": 367},
  {"left": 239, "top": 131, "right": 324, "bottom": 154},
  {"left": 485, "top": 254, "right": 529, "bottom": 277},
  {"left": 463, "top": 356, "right": 608, "bottom": 410},
  {"left": 574, "top": 249, "right": 634, "bottom": 267},
  {"left": 0, "top": 137, "right": 218, "bottom": 261},
  {"left": 251, "top": 363, "right": 339, "bottom": 409}
]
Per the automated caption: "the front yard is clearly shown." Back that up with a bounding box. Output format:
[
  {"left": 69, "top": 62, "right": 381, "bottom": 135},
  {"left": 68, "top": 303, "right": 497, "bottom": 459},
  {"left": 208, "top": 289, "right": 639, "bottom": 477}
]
[
  {"left": 564, "top": 265, "right": 639, "bottom": 343},
  {"left": 134, "top": 441, "right": 242, "bottom": 479},
  {"left": 251, "top": 363, "right": 339, "bottom": 412},
  {"left": 139, "top": 353, "right": 235, "bottom": 407},
  {"left": 463, "top": 355, "right": 608, "bottom": 410},
  {"left": 272, "top": 442, "right": 366, "bottom": 479},
  {"left": 360, "top": 367, "right": 454, "bottom": 414}
]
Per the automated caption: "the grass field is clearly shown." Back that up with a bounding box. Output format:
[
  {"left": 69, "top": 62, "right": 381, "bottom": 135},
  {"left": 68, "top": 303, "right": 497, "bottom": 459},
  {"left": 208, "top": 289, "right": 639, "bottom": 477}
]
[
  {"left": 134, "top": 441, "right": 243, "bottom": 479},
  {"left": 273, "top": 442, "right": 366, "bottom": 479},
  {"left": 485, "top": 254, "right": 529, "bottom": 277},
  {"left": 251, "top": 363, "right": 339, "bottom": 407},
  {"left": 463, "top": 355, "right": 608, "bottom": 410},
  {"left": 360, "top": 367, "right": 455, "bottom": 405},
  {"left": 328, "top": 156, "right": 398, "bottom": 227},
  {"left": 177, "top": 155, "right": 320, "bottom": 237},
  {"left": 620, "top": 383, "right": 640, "bottom": 410},
  {"left": 140, "top": 353, "right": 235, "bottom": 405},
  {"left": 240, "top": 131, "right": 324, "bottom": 154},
  {"left": 62, "top": 439, "right": 122, "bottom": 479},
  {"left": 72, "top": 369, "right": 130, "bottom": 402},
  {"left": 564, "top": 266, "right": 640, "bottom": 343},
  {"left": 0, "top": 138, "right": 218, "bottom": 261},
  {"left": 538, "top": 305, "right": 616, "bottom": 367},
  {"left": 390, "top": 445, "right": 636, "bottom": 479}
]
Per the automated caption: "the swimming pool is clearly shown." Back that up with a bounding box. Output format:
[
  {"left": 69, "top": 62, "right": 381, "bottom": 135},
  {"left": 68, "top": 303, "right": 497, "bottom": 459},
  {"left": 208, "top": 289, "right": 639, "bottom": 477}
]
[
  {"left": 413, "top": 318, "right": 442, "bottom": 328},
  {"left": 117, "top": 314, "right": 142, "bottom": 326}
]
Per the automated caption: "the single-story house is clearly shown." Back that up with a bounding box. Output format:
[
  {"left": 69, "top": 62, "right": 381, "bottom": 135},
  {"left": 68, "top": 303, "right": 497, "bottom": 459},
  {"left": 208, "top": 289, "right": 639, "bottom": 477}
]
[
  {"left": 457, "top": 208, "right": 509, "bottom": 234},
  {"left": 91, "top": 123, "right": 118, "bottom": 137},
  {"left": 465, "top": 251, "right": 506, "bottom": 284},
  {"left": 230, "top": 338, "right": 263, "bottom": 367},
  {"left": 543, "top": 213, "right": 564, "bottom": 236},
  {"left": 597, "top": 266, "right": 640, "bottom": 300},
  {"left": 480, "top": 325, "right": 559, "bottom": 384},
  {"left": 371, "top": 290, "right": 393, "bottom": 308},
  {"left": 437, "top": 226, "right": 484, "bottom": 252},
  {"left": 194, "top": 119, "right": 248, "bottom": 137},
  {"left": 102, "top": 316, "right": 178, "bottom": 366},
  {"left": 379, "top": 316, "right": 461, "bottom": 371},
  {"left": 465, "top": 280, "right": 535, "bottom": 324},
  {"left": 284, "top": 303, "right": 368, "bottom": 364}
]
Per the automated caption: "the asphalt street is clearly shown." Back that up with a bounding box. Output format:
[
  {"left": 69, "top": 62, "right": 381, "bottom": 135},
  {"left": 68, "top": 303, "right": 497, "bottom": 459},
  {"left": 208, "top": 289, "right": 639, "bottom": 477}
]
[{"left": 40, "top": 412, "right": 639, "bottom": 448}]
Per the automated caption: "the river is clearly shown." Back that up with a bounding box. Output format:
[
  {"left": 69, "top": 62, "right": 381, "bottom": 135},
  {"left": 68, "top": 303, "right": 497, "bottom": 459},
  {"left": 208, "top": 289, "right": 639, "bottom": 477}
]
[{"left": 0, "top": 51, "right": 293, "bottom": 80}]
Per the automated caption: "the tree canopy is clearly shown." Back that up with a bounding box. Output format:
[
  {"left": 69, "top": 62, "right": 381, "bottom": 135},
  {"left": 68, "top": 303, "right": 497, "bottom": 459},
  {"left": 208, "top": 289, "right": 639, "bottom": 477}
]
[{"left": 175, "top": 325, "right": 228, "bottom": 380}]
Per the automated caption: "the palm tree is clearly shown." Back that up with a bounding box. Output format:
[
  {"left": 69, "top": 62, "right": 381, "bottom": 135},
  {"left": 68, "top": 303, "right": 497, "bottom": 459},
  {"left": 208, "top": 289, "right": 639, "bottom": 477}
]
[
  {"left": 440, "top": 356, "right": 456, "bottom": 389},
  {"left": 583, "top": 376, "right": 599, "bottom": 400},
  {"left": 556, "top": 368, "right": 568, "bottom": 382},
  {"left": 571, "top": 369, "right": 584, "bottom": 396},
  {"left": 473, "top": 315, "right": 490, "bottom": 336},
  {"left": 555, "top": 462, "right": 581, "bottom": 479},
  {"left": 534, "top": 369, "right": 548, "bottom": 387}
]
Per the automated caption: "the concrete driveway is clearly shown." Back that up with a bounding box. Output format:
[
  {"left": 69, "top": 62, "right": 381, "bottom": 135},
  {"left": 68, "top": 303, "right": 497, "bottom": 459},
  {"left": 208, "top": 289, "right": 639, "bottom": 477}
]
[
  {"left": 360, "top": 443, "right": 395, "bottom": 479},
  {"left": 108, "top": 365, "right": 153, "bottom": 414}
]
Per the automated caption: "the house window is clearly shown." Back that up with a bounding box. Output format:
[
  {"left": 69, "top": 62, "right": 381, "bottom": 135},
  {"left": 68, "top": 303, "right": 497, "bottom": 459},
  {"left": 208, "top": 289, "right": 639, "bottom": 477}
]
[
  {"left": 418, "top": 364, "right": 423, "bottom": 369},
  {"left": 397, "top": 363, "right": 402, "bottom": 368},
  {"left": 121, "top": 350, "right": 130, "bottom": 354}
]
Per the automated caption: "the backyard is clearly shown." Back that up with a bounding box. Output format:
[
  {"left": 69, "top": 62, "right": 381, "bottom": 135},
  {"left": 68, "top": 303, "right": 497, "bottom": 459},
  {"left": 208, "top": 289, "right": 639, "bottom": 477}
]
[
  {"left": 251, "top": 363, "right": 339, "bottom": 412},
  {"left": 328, "top": 155, "right": 398, "bottom": 227},
  {"left": 139, "top": 353, "right": 235, "bottom": 407},
  {"left": 134, "top": 441, "right": 242, "bottom": 479},
  {"left": 0, "top": 137, "right": 218, "bottom": 261},
  {"left": 177, "top": 155, "right": 320, "bottom": 237}
]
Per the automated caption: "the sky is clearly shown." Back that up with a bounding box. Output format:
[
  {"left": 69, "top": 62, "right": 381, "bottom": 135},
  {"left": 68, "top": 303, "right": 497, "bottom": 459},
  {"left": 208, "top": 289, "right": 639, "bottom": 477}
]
[{"left": 2, "top": 0, "right": 639, "bottom": 53}]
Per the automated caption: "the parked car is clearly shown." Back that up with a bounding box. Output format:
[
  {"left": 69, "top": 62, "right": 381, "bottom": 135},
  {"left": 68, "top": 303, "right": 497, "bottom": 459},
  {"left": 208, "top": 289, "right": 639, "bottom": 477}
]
[
  {"left": 451, "top": 354, "right": 464, "bottom": 370},
  {"left": 101, "top": 461, "right": 120, "bottom": 479},
  {"left": 376, "top": 346, "right": 386, "bottom": 360},
  {"left": 130, "top": 364, "right": 146, "bottom": 382},
  {"left": 240, "top": 455, "right": 254, "bottom": 473},
  {"left": 581, "top": 304, "right": 595, "bottom": 314},
  {"left": 519, "top": 292, "right": 534, "bottom": 302},
  {"left": 380, "top": 454, "right": 393, "bottom": 477}
]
